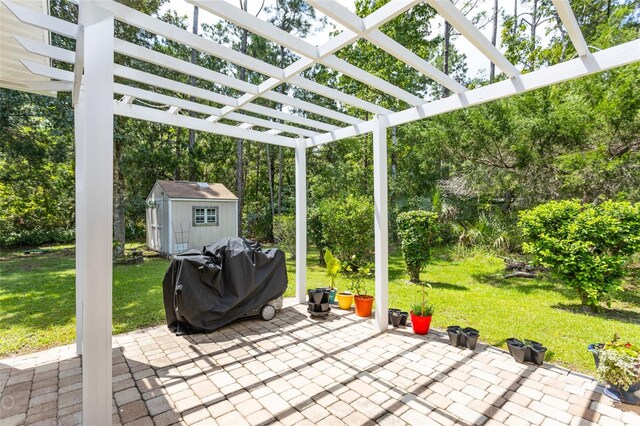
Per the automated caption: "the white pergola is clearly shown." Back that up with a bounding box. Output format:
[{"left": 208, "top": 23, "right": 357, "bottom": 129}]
[{"left": 2, "top": 0, "right": 639, "bottom": 423}]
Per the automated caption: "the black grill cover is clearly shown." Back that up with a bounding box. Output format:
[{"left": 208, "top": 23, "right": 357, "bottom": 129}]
[{"left": 163, "top": 237, "right": 287, "bottom": 334}]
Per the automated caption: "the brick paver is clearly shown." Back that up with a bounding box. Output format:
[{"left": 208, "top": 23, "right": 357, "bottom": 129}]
[{"left": 1, "top": 299, "right": 639, "bottom": 425}]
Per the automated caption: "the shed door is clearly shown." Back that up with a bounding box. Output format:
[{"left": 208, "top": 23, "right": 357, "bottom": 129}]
[{"left": 150, "top": 200, "right": 163, "bottom": 251}]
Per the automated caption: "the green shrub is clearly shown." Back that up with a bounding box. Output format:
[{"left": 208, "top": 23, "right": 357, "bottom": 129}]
[
  {"left": 308, "top": 207, "right": 327, "bottom": 265},
  {"left": 519, "top": 199, "right": 640, "bottom": 310},
  {"left": 273, "top": 215, "right": 296, "bottom": 258},
  {"left": 396, "top": 210, "right": 440, "bottom": 282},
  {"left": 317, "top": 195, "right": 374, "bottom": 266},
  {"left": 0, "top": 228, "right": 75, "bottom": 248}
]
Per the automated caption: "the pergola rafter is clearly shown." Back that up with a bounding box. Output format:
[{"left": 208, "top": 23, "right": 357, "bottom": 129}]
[{"left": 2, "top": 0, "right": 639, "bottom": 424}]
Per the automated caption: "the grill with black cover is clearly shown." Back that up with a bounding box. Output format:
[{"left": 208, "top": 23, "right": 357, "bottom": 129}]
[{"left": 163, "top": 237, "right": 287, "bottom": 335}]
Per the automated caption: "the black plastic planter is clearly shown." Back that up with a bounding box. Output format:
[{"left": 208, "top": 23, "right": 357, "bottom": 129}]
[
  {"left": 510, "top": 343, "right": 529, "bottom": 363},
  {"left": 399, "top": 311, "right": 408, "bottom": 326},
  {"left": 447, "top": 325, "right": 480, "bottom": 350},
  {"left": 530, "top": 345, "right": 547, "bottom": 365},
  {"left": 447, "top": 326, "right": 463, "bottom": 347},
  {"left": 308, "top": 291, "right": 331, "bottom": 317},
  {"left": 390, "top": 312, "right": 402, "bottom": 327},
  {"left": 311, "top": 290, "right": 323, "bottom": 304},
  {"left": 506, "top": 338, "right": 522, "bottom": 357},
  {"left": 463, "top": 327, "right": 480, "bottom": 350},
  {"left": 507, "top": 338, "right": 546, "bottom": 365},
  {"left": 388, "top": 308, "right": 401, "bottom": 325}
]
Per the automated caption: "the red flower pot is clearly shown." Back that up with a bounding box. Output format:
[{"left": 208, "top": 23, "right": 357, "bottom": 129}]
[
  {"left": 354, "top": 295, "right": 374, "bottom": 317},
  {"left": 410, "top": 311, "right": 432, "bottom": 335}
]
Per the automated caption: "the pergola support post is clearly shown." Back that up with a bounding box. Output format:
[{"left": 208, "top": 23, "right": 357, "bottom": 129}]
[
  {"left": 373, "top": 115, "right": 389, "bottom": 332},
  {"left": 74, "top": 99, "right": 85, "bottom": 356},
  {"left": 295, "top": 137, "right": 307, "bottom": 303},
  {"left": 77, "top": 2, "right": 115, "bottom": 424}
]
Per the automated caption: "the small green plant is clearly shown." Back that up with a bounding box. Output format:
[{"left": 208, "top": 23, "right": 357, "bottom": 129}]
[
  {"left": 396, "top": 210, "right": 440, "bottom": 282},
  {"left": 323, "top": 249, "right": 341, "bottom": 290},
  {"left": 411, "top": 281, "right": 434, "bottom": 317},
  {"left": 596, "top": 334, "right": 640, "bottom": 391},
  {"left": 519, "top": 200, "right": 640, "bottom": 311},
  {"left": 410, "top": 301, "right": 435, "bottom": 317},
  {"left": 345, "top": 258, "right": 373, "bottom": 296}
]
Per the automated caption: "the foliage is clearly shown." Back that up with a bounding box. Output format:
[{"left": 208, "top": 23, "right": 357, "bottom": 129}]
[
  {"left": 0, "top": 228, "right": 75, "bottom": 248},
  {"left": 273, "top": 215, "right": 296, "bottom": 258},
  {"left": 396, "top": 210, "right": 440, "bottom": 282},
  {"left": 452, "top": 211, "right": 523, "bottom": 253},
  {"left": 410, "top": 300, "right": 435, "bottom": 317},
  {"left": 317, "top": 195, "right": 374, "bottom": 266},
  {"left": 323, "top": 249, "right": 341, "bottom": 290},
  {"left": 345, "top": 259, "right": 373, "bottom": 296},
  {"left": 596, "top": 335, "right": 640, "bottom": 390},
  {"left": 519, "top": 200, "right": 640, "bottom": 310}
]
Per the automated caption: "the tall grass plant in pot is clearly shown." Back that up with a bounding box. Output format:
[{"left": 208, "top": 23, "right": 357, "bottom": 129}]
[
  {"left": 410, "top": 283, "right": 435, "bottom": 335},
  {"left": 349, "top": 261, "right": 374, "bottom": 317},
  {"left": 323, "top": 249, "right": 340, "bottom": 304}
]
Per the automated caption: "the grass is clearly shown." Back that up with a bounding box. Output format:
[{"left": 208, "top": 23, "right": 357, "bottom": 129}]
[{"left": 1, "top": 243, "right": 638, "bottom": 375}]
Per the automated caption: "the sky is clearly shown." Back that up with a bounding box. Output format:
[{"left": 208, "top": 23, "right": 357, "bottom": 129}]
[{"left": 162, "top": 0, "right": 504, "bottom": 82}]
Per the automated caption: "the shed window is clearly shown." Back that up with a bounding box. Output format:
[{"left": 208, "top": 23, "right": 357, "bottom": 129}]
[{"left": 193, "top": 206, "right": 218, "bottom": 226}]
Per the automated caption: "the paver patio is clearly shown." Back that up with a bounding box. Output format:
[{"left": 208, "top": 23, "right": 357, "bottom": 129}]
[{"left": 1, "top": 299, "right": 639, "bottom": 426}]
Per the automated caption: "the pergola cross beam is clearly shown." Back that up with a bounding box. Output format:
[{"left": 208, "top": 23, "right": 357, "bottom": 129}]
[{"left": 307, "top": 0, "right": 467, "bottom": 94}]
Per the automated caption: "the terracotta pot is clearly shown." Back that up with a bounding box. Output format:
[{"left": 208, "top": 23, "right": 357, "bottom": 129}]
[
  {"left": 354, "top": 295, "right": 374, "bottom": 317},
  {"left": 410, "top": 311, "right": 432, "bottom": 335}
]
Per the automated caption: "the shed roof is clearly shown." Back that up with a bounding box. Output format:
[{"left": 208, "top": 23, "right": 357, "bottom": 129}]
[{"left": 156, "top": 180, "right": 237, "bottom": 200}]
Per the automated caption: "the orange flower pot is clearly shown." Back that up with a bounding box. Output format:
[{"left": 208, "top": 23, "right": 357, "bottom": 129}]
[{"left": 354, "top": 295, "right": 374, "bottom": 317}]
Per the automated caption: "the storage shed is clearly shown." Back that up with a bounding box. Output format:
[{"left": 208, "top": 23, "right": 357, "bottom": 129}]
[{"left": 145, "top": 180, "right": 238, "bottom": 255}]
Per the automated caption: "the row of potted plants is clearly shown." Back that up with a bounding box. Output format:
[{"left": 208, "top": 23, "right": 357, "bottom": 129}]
[{"left": 320, "top": 250, "right": 435, "bottom": 335}]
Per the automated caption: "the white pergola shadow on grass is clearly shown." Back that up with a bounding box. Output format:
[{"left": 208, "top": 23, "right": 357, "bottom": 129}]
[{"left": 2, "top": 0, "right": 639, "bottom": 423}]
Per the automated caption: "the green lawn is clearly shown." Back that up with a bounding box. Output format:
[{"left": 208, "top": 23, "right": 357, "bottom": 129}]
[{"left": 1, "top": 244, "right": 638, "bottom": 374}]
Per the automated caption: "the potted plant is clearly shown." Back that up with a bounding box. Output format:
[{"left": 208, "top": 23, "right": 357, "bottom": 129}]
[
  {"left": 409, "top": 283, "right": 434, "bottom": 335},
  {"left": 323, "top": 250, "right": 340, "bottom": 304},
  {"left": 589, "top": 334, "right": 640, "bottom": 405},
  {"left": 349, "top": 261, "right": 374, "bottom": 318}
]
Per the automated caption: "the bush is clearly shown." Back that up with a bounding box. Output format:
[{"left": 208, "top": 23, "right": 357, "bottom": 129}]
[
  {"left": 317, "top": 195, "right": 374, "bottom": 266},
  {"left": 273, "top": 215, "right": 296, "bottom": 258},
  {"left": 396, "top": 210, "right": 440, "bottom": 282},
  {"left": 519, "top": 200, "right": 640, "bottom": 310},
  {"left": 0, "top": 228, "right": 75, "bottom": 248}
]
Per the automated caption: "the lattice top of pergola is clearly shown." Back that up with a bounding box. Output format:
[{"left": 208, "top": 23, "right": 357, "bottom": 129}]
[{"left": 3, "top": 0, "right": 640, "bottom": 149}]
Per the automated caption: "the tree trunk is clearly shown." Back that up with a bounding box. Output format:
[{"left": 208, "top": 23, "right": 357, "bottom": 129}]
[
  {"left": 443, "top": 21, "right": 451, "bottom": 97},
  {"left": 530, "top": 0, "right": 538, "bottom": 68},
  {"left": 188, "top": 5, "right": 199, "bottom": 181},
  {"left": 490, "top": 0, "right": 498, "bottom": 81},
  {"left": 513, "top": 0, "right": 518, "bottom": 34},
  {"left": 113, "top": 125, "right": 126, "bottom": 258}
]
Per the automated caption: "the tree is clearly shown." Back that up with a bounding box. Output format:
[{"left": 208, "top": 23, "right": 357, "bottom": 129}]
[
  {"left": 397, "top": 211, "right": 440, "bottom": 282},
  {"left": 519, "top": 200, "right": 640, "bottom": 311}
]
